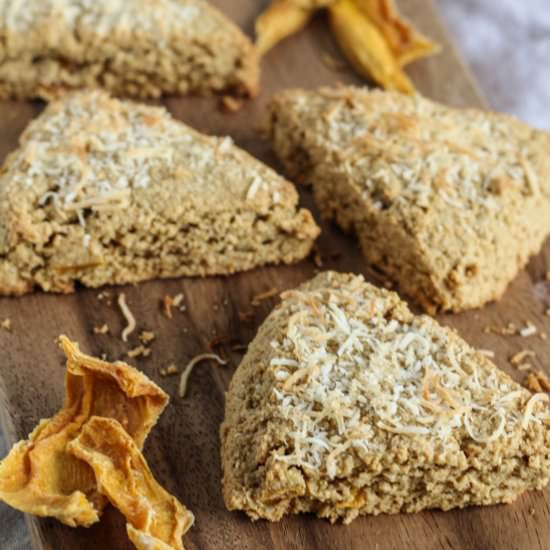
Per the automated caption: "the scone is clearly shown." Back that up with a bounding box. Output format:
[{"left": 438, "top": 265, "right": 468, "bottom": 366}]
[
  {"left": 221, "top": 271, "right": 550, "bottom": 523},
  {"left": 0, "top": 91, "right": 319, "bottom": 296},
  {"left": 267, "top": 86, "right": 550, "bottom": 312},
  {"left": 0, "top": 0, "right": 258, "bottom": 100}
]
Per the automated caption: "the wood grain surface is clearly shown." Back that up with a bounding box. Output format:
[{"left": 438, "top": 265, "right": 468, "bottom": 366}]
[{"left": 1, "top": 1, "right": 550, "bottom": 549}]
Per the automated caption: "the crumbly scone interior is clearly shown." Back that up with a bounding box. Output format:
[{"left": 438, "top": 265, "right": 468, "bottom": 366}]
[
  {"left": 221, "top": 272, "right": 550, "bottom": 523},
  {"left": 0, "top": 91, "right": 318, "bottom": 295}
]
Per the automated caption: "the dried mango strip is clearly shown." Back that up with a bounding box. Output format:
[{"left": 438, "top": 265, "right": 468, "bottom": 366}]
[
  {"left": 253, "top": 0, "right": 440, "bottom": 92},
  {"left": 68, "top": 417, "right": 194, "bottom": 550},
  {"left": 0, "top": 336, "right": 168, "bottom": 526},
  {"left": 328, "top": 0, "right": 414, "bottom": 93},
  {"left": 352, "top": 0, "right": 440, "bottom": 66},
  {"left": 255, "top": 0, "right": 320, "bottom": 57}
]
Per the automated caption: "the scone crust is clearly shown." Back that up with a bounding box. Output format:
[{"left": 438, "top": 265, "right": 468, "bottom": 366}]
[
  {"left": 221, "top": 271, "right": 550, "bottom": 523},
  {"left": 0, "top": 91, "right": 319, "bottom": 295},
  {"left": 0, "top": 0, "right": 259, "bottom": 100},
  {"left": 267, "top": 87, "right": 550, "bottom": 312}
]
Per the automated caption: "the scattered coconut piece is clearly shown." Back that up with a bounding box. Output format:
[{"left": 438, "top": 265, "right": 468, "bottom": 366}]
[
  {"left": 524, "top": 371, "right": 550, "bottom": 393},
  {"left": 519, "top": 322, "right": 537, "bottom": 337},
  {"left": 477, "top": 349, "right": 495, "bottom": 358},
  {"left": 231, "top": 343, "right": 248, "bottom": 353},
  {"left": 221, "top": 95, "right": 243, "bottom": 113},
  {"left": 93, "top": 323, "right": 109, "bottom": 335},
  {"left": 160, "top": 364, "right": 179, "bottom": 377},
  {"left": 97, "top": 291, "right": 112, "bottom": 305},
  {"left": 162, "top": 293, "right": 184, "bottom": 319},
  {"left": 127, "top": 345, "right": 151, "bottom": 359},
  {"left": 517, "top": 363, "right": 532, "bottom": 372},
  {"left": 118, "top": 293, "right": 136, "bottom": 343},
  {"left": 178, "top": 353, "right": 227, "bottom": 398},
  {"left": 510, "top": 349, "right": 536, "bottom": 366},
  {"left": 139, "top": 330, "right": 156, "bottom": 344},
  {"left": 251, "top": 288, "right": 279, "bottom": 306},
  {"left": 483, "top": 322, "right": 517, "bottom": 336},
  {"left": 1, "top": 318, "right": 11, "bottom": 331}
]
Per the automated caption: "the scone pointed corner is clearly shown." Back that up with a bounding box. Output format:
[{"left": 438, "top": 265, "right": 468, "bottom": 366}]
[
  {"left": 266, "top": 86, "right": 550, "bottom": 313},
  {"left": 0, "top": 91, "right": 319, "bottom": 296},
  {"left": 221, "top": 271, "right": 550, "bottom": 523}
]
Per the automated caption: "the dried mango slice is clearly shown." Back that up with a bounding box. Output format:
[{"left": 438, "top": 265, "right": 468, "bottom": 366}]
[
  {"left": 255, "top": 0, "right": 333, "bottom": 56},
  {"left": 0, "top": 336, "right": 168, "bottom": 527},
  {"left": 328, "top": 0, "right": 414, "bottom": 93},
  {"left": 352, "top": 0, "right": 440, "bottom": 66},
  {"left": 68, "top": 417, "right": 194, "bottom": 550}
]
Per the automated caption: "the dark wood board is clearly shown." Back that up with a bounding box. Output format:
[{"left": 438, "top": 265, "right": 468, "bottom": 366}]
[{"left": 1, "top": 1, "right": 550, "bottom": 549}]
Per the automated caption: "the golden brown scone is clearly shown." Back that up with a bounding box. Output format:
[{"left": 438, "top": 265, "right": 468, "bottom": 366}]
[
  {"left": 0, "top": 0, "right": 258, "bottom": 99},
  {"left": 0, "top": 91, "right": 319, "bottom": 296},
  {"left": 0, "top": 336, "right": 168, "bottom": 527},
  {"left": 267, "top": 86, "right": 550, "bottom": 312},
  {"left": 221, "top": 271, "right": 550, "bottom": 523}
]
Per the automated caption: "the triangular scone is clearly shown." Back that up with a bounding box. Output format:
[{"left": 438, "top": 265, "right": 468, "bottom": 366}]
[
  {"left": 221, "top": 272, "right": 550, "bottom": 523},
  {"left": 267, "top": 87, "right": 550, "bottom": 312},
  {"left": 0, "top": 91, "right": 319, "bottom": 296},
  {"left": 0, "top": 0, "right": 258, "bottom": 100},
  {"left": 0, "top": 336, "right": 168, "bottom": 526}
]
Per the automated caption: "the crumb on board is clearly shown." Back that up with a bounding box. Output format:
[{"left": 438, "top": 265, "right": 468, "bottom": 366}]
[
  {"left": 127, "top": 345, "right": 151, "bottom": 359},
  {"left": 524, "top": 371, "right": 550, "bottom": 393},
  {"left": 93, "top": 323, "right": 109, "bottom": 335},
  {"left": 179, "top": 353, "right": 227, "bottom": 398},
  {"left": 100, "top": 353, "right": 108, "bottom": 361},
  {"left": 1, "top": 318, "right": 11, "bottom": 331},
  {"left": 483, "top": 322, "right": 517, "bottom": 336},
  {"left": 519, "top": 322, "right": 537, "bottom": 337},
  {"left": 238, "top": 310, "right": 254, "bottom": 323},
  {"left": 162, "top": 293, "right": 184, "bottom": 319},
  {"left": 159, "top": 363, "right": 179, "bottom": 377},
  {"left": 139, "top": 330, "right": 155, "bottom": 344},
  {"left": 251, "top": 288, "right": 279, "bottom": 307},
  {"left": 231, "top": 343, "right": 248, "bottom": 353},
  {"left": 118, "top": 293, "right": 136, "bottom": 343},
  {"left": 220, "top": 95, "right": 243, "bottom": 113},
  {"left": 517, "top": 363, "right": 532, "bottom": 371},
  {"left": 530, "top": 507, "right": 536, "bottom": 516},
  {"left": 510, "top": 349, "right": 536, "bottom": 366},
  {"left": 477, "top": 349, "right": 495, "bottom": 358}
]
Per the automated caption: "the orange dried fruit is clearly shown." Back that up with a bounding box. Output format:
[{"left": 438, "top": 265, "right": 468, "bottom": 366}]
[
  {"left": 68, "top": 417, "right": 194, "bottom": 550},
  {"left": 0, "top": 335, "right": 168, "bottom": 527}
]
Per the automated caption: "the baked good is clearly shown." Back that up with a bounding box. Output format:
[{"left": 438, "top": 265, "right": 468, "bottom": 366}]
[
  {"left": 0, "top": 0, "right": 258, "bottom": 100},
  {"left": 0, "top": 91, "right": 319, "bottom": 296},
  {"left": 0, "top": 336, "right": 168, "bottom": 527},
  {"left": 267, "top": 86, "right": 550, "bottom": 312},
  {"left": 221, "top": 271, "right": 550, "bottom": 523}
]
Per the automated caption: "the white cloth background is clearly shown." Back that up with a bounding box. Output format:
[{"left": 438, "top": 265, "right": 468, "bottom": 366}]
[{"left": 1, "top": 2, "right": 549, "bottom": 548}]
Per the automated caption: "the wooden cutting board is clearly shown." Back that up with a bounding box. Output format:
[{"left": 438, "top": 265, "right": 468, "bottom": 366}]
[{"left": 1, "top": 1, "right": 550, "bottom": 549}]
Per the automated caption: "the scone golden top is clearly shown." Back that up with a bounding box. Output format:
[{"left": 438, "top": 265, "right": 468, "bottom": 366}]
[
  {"left": 0, "top": 0, "right": 258, "bottom": 99},
  {"left": 268, "top": 86, "right": 550, "bottom": 311},
  {"left": 221, "top": 272, "right": 550, "bottom": 523},
  {"left": 0, "top": 91, "right": 319, "bottom": 295}
]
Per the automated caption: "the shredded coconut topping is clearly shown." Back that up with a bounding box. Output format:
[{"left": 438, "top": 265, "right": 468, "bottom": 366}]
[{"left": 265, "top": 273, "right": 549, "bottom": 477}]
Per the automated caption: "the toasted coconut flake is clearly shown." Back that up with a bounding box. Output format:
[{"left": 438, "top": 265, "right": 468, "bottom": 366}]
[
  {"left": 127, "top": 345, "right": 151, "bottom": 359},
  {"left": 93, "top": 323, "right": 109, "bottom": 335},
  {"left": 139, "top": 330, "right": 155, "bottom": 344},
  {"left": 510, "top": 349, "right": 536, "bottom": 366},
  {"left": 160, "top": 364, "right": 179, "bottom": 377},
  {"left": 484, "top": 322, "right": 517, "bottom": 336},
  {"left": 118, "top": 293, "right": 136, "bottom": 343},
  {"left": 477, "top": 349, "right": 494, "bottom": 358},
  {"left": 1, "top": 318, "right": 11, "bottom": 331},
  {"left": 252, "top": 287, "right": 279, "bottom": 306},
  {"left": 178, "top": 353, "right": 227, "bottom": 398},
  {"left": 522, "top": 393, "right": 549, "bottom": 429},
  {"left": 520, "top": 322, "right": 537, "bottom": 338}
]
